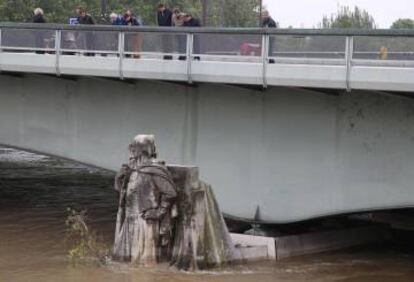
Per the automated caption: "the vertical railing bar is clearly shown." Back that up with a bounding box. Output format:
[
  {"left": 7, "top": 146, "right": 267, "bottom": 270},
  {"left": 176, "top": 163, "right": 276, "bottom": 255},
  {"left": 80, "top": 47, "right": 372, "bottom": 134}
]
[
  {"left": 0, "top": 28, "right": 3, "bottom": 73},
  {"left": 186, "top": 33, "right": 194, "bottom": 84},
  {"left": 55, "top": 29, "right": 61, "bottom": 77},
  {"left": 118, "top": 32, "right": 124, "bottom": 80},
  {"left": 345, "top": 36, "right": 354, "bottom": 93},
  {"left": 261, "top": 33, "right": 269, "bottom": 89}
]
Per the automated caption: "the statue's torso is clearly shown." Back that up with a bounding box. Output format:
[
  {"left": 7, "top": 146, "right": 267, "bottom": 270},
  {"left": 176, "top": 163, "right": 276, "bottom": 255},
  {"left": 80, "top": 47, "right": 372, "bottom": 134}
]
[
  {"left": 125, "top": 162, "right": 174, "bottom": 217},
  {"left": 126, "top": 170, "right": 159, "bottom": 216}
]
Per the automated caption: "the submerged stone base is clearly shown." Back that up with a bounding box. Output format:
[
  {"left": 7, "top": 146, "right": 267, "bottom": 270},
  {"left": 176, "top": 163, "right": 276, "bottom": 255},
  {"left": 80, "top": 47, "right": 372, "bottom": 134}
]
[
  {"left": 231, "top": 225, "right": 391, "bottom": 261},
  {"left": 167, "top": 165, "right": 239, "bottom": 270}
]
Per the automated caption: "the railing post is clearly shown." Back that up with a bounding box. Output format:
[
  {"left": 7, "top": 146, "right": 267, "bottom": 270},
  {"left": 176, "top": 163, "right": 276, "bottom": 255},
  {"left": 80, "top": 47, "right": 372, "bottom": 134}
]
[
  {"left": 261, "top": 33, "right": 269, "bottom": 89},
  {"left": 0, "top": 28, "right": 3, "bottom": 72},
  {"left": 345, "top": 36, "right": 354, "bottom": 93},
  {"left": 186, "top": 33, "right": 194, "bottom": 84},
  {"left": 118, "top": 32, "right": 124, "bottom": 80},
  {"left": 55, "top": 29, "right": 61, "bottom": 77}
]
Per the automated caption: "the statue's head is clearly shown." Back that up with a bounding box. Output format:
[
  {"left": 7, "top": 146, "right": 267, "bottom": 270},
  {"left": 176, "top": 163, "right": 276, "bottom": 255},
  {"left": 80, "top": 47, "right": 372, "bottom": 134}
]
[{"left": 129, "top": 135, "right": 157, "bottom": 161}]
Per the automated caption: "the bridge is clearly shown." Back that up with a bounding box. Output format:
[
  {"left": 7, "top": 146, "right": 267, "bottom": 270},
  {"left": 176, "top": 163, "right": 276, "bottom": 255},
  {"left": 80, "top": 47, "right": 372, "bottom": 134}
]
[
  {"left": 0, "top": 23, "right": 414, "bottom": 223},
  {"left": 0, "top": 23, "right": 413, "bottom": 91}
]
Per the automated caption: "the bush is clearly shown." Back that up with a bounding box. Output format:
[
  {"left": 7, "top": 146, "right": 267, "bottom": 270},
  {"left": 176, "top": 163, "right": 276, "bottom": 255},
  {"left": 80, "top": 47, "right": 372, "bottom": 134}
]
[{"left": 65, "top": 208, "right": 111, "bottom": 266}]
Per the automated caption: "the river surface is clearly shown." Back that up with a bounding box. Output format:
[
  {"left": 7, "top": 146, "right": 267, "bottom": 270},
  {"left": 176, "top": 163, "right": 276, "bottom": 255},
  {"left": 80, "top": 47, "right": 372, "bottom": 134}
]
[{"left": 1, "top": 147, "right": 414, "bottom": 282}]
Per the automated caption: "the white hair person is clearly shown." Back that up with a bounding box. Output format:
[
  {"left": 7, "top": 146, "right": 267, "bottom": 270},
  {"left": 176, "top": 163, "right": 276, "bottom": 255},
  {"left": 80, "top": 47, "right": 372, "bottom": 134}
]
[
  {"left": 262, "top": 10, "right": 270, "bottom": 18},
  {"left": 34, "top": 8, "right": 44, "bottom": 16}
]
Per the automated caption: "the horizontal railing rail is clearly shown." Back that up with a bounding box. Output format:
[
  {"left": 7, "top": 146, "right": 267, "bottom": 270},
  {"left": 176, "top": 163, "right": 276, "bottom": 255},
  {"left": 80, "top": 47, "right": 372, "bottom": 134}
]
[{"left": 0, "top": 22, "right": 412, "bottom": 36}]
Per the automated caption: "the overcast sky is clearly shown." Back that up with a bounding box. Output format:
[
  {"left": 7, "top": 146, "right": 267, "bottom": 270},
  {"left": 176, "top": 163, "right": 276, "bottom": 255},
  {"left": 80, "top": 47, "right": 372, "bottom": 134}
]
[{"left": 264, "top": 0, "right": 413, "bottom": 28}]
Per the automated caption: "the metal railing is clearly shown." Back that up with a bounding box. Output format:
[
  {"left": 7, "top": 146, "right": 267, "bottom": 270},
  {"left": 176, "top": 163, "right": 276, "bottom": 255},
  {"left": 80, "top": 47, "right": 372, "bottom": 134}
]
[{"left": 0, "top": 23, "right": 414, "bottom": 88}]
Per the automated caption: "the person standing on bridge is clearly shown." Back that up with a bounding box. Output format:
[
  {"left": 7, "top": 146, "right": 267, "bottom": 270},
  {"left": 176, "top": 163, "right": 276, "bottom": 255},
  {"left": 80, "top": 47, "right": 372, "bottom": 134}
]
[
  {"left": 33, "top": 8, "right": 46, "bottom": 54},
  {"left": 157, "top": 3, "right": 173, "bottom": 60},
  {"left": 261, "top": 10, "right": 277, "bottom": 28},
  {"left": 110, "top": 12, "right": 124, "bottom": 26},
  {"left": 183, "top": 13, "right": 201, "bottom": 27},
  {"left": 171, "top": 8, "right": 187, "bottom": 61},
  {"left": 123, "top": 10, "right": 143, "bottom": 59},
  {"left": 33, "top": 8, "right": 46, "bottom": 23},
  {"left": 77, "top": 6, "right": 96, "bottom": 25},
  {"left": 76, "top": 6, "right": 96, "bottom": 56},
  {"left": 157, "top": 3, "right": 173, "bottom": 26},
  {"left": 123, "top": 9, "right": 142, "bottom": 26},
  {"left": 172, "top": 8, "right": 185, "bottom": 27},
  {"left": 183, "top": 14, "right": 201, "bottom": 60},
  {"left": 261, "top": 10, "right": 277, "bottom": 63},
  {"left": 172, "top": 8, "right": 187, "bottom": 60}
]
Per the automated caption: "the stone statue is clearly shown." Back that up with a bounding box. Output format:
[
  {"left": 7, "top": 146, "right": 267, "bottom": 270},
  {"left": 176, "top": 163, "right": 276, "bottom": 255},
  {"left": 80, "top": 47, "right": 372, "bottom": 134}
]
[
  {"left": 114, "top": 135, "right": 239, "bottom": 270},
  {"left": 113, "top": 135, "right": 177, "bottom": 265}
]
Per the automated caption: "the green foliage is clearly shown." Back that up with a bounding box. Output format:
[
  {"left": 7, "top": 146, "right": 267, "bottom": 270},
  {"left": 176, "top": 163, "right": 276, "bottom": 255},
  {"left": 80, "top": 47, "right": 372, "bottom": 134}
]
[
  {"left": 109, "top": 0, "right": 259, "bottom": 26},
  {"left": 320, "top": 6, "right": 376, "bottom": 29},
  {"left": 205, "top": 0, "right": 260, "bottom": 27},
  {"left": 391, "top": 18, "right": 414, "bottom": 29},
  {"left": 0, "top": 0, "right": 260, "bottom": 26},
  {"left": 65, "top": 208, "right": 110, "bottom": 265}
]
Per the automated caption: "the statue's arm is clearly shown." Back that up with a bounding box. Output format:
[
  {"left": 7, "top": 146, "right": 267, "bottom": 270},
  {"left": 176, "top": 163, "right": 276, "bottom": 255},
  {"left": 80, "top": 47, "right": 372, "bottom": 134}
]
[
  {"left": 143, "top": 176, "right": 177, "bottom": 220},
  {"left": 159, "top": 181, "right": 177, "bottom": 201},
  {"left": 114, "top": 173, "right": 123, "bottom": 192},
  {"left": 115, "top": 164, "right": 131, "bottom": 192}
]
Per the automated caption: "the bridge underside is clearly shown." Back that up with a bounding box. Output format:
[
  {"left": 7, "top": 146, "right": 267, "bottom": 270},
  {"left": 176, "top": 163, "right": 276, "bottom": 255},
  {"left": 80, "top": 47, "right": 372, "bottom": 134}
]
[{"left": 1, "top": 74, "right": 414, "bottom": 223}]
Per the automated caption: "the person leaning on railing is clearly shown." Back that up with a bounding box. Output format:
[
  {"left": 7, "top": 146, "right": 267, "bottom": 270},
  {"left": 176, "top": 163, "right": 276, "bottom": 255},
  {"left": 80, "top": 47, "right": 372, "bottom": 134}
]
[
  {"left": 157, "top": 3, "right": 174, "bottom": 60},
  {"left": 123, "top": 10, "right": 143, "bottom": 59},
  {"left": 32, "top": 8, "right": 46, "bottom": 54},
  {"left": 76, "top": 6, "right": 96, "bottom": 56},
  {"left": 110, "top": 12, "right": 124, "bottom": 26},
  {"left": 157, "top": 3, "right": 172, "bottom": 26},
  {"left": 33, "top": 8, "right": 46, "bottom": 23},
  {"left": 183, "top": 13, "right": 201, "bottom": 60},
  {"left": 261, "top": 10, "right": 277, "bottom": 63},
  {"left": 172, "top": 9, "right": 187, "bottom": 60},
  {"left": 108, "top": 13, "right": 124, "bottom": 53},
  {"left": 172, "top": 9, "right": 185, "bottom": 26}
]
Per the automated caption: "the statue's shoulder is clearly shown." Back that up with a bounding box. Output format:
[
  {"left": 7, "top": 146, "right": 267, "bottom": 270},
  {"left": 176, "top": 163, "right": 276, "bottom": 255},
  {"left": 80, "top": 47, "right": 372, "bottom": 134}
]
[
  {"left": 138, "top": 161, "right": 176, "bottom": 189},
  {"left": 138, "top": 161, "right": 171, "bottom": 177}
]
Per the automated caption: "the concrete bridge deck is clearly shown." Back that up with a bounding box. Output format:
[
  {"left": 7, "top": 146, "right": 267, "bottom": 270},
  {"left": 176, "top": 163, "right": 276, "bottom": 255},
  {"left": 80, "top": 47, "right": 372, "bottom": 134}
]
[{"left": 0, "top": 23, "right": 413, "bottom": 92}]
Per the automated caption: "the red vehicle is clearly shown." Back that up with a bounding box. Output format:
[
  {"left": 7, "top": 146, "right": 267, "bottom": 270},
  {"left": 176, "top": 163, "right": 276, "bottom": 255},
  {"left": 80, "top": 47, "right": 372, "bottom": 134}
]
[{"left": 240, "top": 42, "right": 262, "bottom": 56}]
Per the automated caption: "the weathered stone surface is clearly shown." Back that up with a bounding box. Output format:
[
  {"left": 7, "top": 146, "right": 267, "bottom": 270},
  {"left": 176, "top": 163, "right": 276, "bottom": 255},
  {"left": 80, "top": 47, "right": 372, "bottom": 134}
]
[
  {"left": 113, "top": 135, "right": 177, "bottom": 266},
  {"left": 169, "top": 166, "right": 238, "bottom": 270},
  {"left": 113, "top": 135, "right": 238, "bottom": 270}
]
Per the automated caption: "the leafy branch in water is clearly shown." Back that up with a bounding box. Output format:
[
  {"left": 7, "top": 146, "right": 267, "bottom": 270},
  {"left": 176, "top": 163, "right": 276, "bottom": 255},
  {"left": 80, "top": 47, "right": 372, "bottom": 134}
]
[{"left": 65, "top": 207, "right": 111, "bottom": 266}]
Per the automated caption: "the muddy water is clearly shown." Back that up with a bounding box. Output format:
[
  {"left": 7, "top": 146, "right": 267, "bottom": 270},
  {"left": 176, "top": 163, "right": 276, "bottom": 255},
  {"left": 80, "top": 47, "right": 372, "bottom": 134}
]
[{"left": 1, "top": 147, "right": 414, "bottom": 282}]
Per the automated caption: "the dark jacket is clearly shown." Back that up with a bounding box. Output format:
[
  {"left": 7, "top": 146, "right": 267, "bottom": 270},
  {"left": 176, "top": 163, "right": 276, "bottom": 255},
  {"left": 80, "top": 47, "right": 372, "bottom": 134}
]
[
  {"left": 262, "top": 17, "right": 277, "bottom": 28},
  {"left": 111, "top": 17, "right": 124, "bottom": 26},
  {"left": 123, "top": 16, "right": 140, "bottom": 26},
  {"left": 78, "top": 14, "right": 95, "bottom": 25},
  {"left": 157, "top": 9, "right": 172, "bottom": 26},
  {"left": 33, "top": 14, "right": 46, "bottom": 23},
  {"left": 183, "top": 17, "right": 201, "bottom": 27}
]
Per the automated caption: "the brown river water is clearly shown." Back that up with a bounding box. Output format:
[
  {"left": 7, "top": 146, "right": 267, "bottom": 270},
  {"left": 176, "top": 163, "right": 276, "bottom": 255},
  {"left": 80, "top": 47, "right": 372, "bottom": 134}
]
[{"left": 1, "top": 147, "right": 414, "bottom": 282}]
